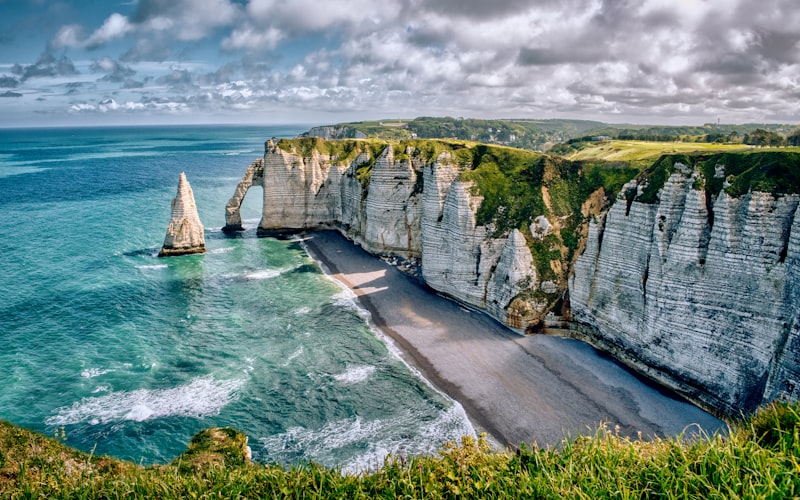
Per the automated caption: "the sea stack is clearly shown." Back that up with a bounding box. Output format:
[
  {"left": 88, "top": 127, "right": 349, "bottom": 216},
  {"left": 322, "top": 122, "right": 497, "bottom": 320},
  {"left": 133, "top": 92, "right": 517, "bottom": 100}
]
[{"left": 158, "top": 172, "right": 206, "bottom": 257}]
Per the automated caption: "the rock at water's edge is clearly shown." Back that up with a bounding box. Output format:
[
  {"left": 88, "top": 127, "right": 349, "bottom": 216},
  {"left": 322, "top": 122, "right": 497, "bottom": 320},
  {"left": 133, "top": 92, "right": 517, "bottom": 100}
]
[{"left": 159, "top": 172, "right": 206, "bottom": 257}]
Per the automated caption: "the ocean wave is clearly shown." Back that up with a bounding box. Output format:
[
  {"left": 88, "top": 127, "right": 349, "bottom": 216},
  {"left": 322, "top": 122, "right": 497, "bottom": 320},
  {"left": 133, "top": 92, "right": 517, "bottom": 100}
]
[
  {"left": 332, "top": 365, "right": 375, "bottom": 384},
  {"left": 81, "top": 368, "right": 112, "bottom": 378},
  {"left": 45, "top": 375, "right": 243, "bottom": 426},
  {"left": 244, "top": 268, "right": 290, "bottom": 280},
  {"left": 257, "top": 405, "right": 475, "bottom": 474},
  {"left": 209, "top": 247, "right": 234, "bottom": 254},
  {"left": 281, "top": 346, "right": 304, "bottom": 367},
  {"left": 135, "top": 264, "right": 168, "bottom": 270},
  {"left": 222, "top": 149, "right": 256, "bottom": 156}
]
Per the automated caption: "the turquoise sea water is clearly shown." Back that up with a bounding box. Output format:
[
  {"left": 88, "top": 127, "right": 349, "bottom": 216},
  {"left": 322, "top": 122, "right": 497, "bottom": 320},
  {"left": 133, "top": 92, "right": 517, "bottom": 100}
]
[{"left": 0, "top": 126, "right": 473, "bottom": 472}]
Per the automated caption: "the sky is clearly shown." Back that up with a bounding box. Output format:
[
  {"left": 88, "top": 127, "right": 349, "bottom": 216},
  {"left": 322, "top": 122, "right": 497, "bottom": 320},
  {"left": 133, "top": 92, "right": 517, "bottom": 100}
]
[{"left": 0, "top": 0, "right": 799, "bottom": 128}]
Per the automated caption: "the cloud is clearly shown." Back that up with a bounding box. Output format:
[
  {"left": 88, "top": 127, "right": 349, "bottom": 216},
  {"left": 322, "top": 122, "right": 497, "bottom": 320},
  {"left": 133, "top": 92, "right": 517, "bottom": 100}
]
[
  {"left": 132, "top": 0, "right": 241, "bottom": 41},
  {"left": 0, "top": 90, "right": 23, "bottom": 97},
  {"left": 69, "top": 95, "right": 190, "bottom": 114},
  {"left": 90, "top": 57, "right": 136, "bottom": 82},
  {"left": 221, "top": 26, "right": 283, "bottom": 51},
  {"left": 8, "top": 0, "right": 800, "bottom": 125},
  {"left": 51, "top": 24, "right": 85, "bottom": 48},
  {"left": 11, "top": 52, "right": 79, "bottom": 81},
  {"left": 156, "top": 68, "right": 197, "bottom": 92},
  {"left": 120, "top": 38, "right": 173, "bottom": 62},
  {"left": 85, "top": 13, "right": 133, "bottom": 49},
  {"left": 0, "top": 76, "right": 19, "bottom": 88}
]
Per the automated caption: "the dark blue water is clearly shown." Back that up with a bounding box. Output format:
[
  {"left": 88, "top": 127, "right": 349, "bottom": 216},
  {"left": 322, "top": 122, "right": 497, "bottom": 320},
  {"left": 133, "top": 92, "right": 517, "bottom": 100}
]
[{"left": 0, "top": 126, "right": 473, "bottom": 472}]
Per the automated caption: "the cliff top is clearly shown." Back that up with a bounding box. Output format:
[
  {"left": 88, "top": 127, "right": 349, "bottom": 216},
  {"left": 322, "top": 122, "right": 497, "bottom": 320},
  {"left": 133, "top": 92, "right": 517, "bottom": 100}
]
[{"left": 636, "top": 149, "right": 800, "bottom": 203}]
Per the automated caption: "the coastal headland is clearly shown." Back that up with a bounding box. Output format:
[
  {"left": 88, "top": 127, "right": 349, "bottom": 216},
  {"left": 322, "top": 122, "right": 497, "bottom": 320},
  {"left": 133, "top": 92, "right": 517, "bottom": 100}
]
[{"left": 302, "top": 230, "right": 724, "bottom": 448}]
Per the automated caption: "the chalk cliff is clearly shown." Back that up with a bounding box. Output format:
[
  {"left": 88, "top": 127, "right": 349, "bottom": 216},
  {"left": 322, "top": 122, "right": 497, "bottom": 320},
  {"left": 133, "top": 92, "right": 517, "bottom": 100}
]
[
  {"left": 224, "top": 138, "right": 556, "bottom": 329},
  {"left": 226, "top": 139, "right": 800, "bottom": 416},
  {"left": 570, "top": 155, "right": 800, "bottom": 414},
  {"left": 159, "top": 172, "right": 206, "bottom": 257}
]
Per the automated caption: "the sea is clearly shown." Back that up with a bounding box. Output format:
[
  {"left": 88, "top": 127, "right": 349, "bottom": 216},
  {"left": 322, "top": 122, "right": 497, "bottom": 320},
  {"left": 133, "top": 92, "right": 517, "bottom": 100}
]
[{"left": 0, "top": 125, "right": 474, "bottom": 473}]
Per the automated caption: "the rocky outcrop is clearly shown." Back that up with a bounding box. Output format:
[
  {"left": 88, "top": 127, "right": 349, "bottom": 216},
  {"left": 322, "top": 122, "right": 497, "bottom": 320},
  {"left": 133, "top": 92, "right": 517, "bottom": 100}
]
[
  {"left": 570, "top": 162, "right": 800, "bottom": 414},
  {"left": 224, "top": 139, "right": 550, "bottom": 329},
  {"left": 159, "top": 172, "right": 205, "bottom": 257}
]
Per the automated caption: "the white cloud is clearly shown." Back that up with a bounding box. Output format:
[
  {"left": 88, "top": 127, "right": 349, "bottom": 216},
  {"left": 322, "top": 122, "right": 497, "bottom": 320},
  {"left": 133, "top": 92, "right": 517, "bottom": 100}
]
[
  {"left": 85, "top": 13, "right": 133, "bottom": 48},
  {"left": 51, "top": 24, "right": 85, "bottom": 48},
  {"left": 222, "top": 26, "right": 282, "bottom": 51},
  {"left": 135, "top": 0, "right": 241, "bottom": 41},
  {"left": 9, "top": 0, "right": 800, "bottom": 125}
]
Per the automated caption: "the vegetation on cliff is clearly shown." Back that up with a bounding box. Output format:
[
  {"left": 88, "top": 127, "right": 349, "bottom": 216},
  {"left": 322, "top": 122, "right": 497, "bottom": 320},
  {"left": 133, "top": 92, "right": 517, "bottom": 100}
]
[
  {"left": 633, "top": 150, "right": 800, "bottom": 204},
  {"left": 2, "top": 402, "right": 799, "bottom": 498}
]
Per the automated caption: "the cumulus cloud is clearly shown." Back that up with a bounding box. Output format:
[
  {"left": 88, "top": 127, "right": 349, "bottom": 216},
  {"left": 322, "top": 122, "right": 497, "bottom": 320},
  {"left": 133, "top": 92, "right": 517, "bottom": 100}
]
[
  {"left": 11, "top": 52, "right": 79, "bottom": 81},
  {"left": 9, "top": 0, "right": 800, "bottom": 124},
  {"left": 132, "top": 0, "right": 241, "bottom": 41},
  {"left": 90, "top": 57, "right": 136, "bottom": 83},
  {"left": 222, "top": 26, "right": 283, "bottom": 51},
  {"left": 85, "top": 13, "right": 133, "bottom": 49},
  {"left": 0, "top": 76, "right": 20, "bottom": 88}
]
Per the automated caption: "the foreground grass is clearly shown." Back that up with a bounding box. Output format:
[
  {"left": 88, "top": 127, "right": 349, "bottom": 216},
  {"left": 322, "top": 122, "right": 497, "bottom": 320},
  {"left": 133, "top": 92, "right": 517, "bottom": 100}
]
[{"left": 1, "top": 402, "right": 799, "bottom": 498}]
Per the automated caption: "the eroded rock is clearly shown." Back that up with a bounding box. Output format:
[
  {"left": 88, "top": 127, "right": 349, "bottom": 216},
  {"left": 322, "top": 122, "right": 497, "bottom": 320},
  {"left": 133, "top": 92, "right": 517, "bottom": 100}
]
[{"left": 159, "top": 172, "right": 205, "bottom": 257}]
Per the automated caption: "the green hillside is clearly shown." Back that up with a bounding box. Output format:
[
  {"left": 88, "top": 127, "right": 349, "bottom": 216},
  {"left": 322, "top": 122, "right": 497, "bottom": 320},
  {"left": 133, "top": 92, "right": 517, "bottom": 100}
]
[{"left": 300, "top": 117, "right": 800, "bottom": 152}]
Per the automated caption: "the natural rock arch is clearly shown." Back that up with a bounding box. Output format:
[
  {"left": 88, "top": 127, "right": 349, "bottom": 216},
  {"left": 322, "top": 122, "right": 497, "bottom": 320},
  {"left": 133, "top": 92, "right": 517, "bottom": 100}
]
[{"left": 222, "top": 157, "right": 264, "bottom": 233}]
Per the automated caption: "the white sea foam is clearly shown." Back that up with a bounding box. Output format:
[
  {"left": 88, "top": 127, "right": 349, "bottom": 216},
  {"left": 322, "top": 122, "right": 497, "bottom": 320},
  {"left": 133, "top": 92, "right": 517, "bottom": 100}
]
[
  {"left": 258, "top": 405, "right": 475, "bottom": 474},
  {"left": 332, "top": 365, "right": 375, "bottom": 384},
  {"left": 281, "top": 346, "right": 304, "bottom": 367},
  {"left": 222, "top": 149, "right": 256, "bottom": 156},
  {"left": 81, "top": 368, "right": 112, "bottom": 378},
  {"left": 45, "top": 375, "right": 243, "bottom": 426},
  {"left": 0, "top": 166, "right": 45, "bottom": 178},
  {"left": 294, "top": 306, "right": 312, "bottom": 315},
  {"left": 210, "top": 247, "right": 234, "bottom": 254},
  {"left": 92, "top": 385, "right": 110, "bottom": 394},
  {"left": 244, "top": 269, "right": 285, "bottom": 280},
  {"left": 135, "top": 264, "right": 168, "bottom": 270}
]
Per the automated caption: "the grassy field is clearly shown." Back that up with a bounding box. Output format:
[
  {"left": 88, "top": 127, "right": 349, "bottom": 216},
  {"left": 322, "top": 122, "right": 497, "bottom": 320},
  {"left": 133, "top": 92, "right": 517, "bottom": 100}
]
[
  {"left": 561, "top": 140, "right": 753, "bottom": 167},
  {"left": 1, "top": 402, "right": 798, "bottom": 498}
]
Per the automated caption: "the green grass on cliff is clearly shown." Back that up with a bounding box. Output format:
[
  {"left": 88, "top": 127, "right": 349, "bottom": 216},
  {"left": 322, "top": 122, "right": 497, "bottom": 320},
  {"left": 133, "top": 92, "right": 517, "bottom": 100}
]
[
  {"left": 2, "top": 402, "right": 800, "bottom": 498},
  {"left": 635, "top": 150, "right": 800, "bottom": 203}
]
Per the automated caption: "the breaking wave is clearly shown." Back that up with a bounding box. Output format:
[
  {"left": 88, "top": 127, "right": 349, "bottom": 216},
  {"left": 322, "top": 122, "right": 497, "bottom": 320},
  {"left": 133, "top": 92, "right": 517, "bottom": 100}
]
[{"left": 46, "top": 375, "right": 244, "bottom": 426}]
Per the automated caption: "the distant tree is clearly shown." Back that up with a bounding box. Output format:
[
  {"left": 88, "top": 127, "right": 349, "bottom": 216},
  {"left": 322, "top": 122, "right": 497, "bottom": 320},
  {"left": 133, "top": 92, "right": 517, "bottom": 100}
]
[
  {"left": 788, "top": 129, "right": 800, "bottom": 147},
  {"left": 744, "top": 129, "right": 785, "bottom": 147}
]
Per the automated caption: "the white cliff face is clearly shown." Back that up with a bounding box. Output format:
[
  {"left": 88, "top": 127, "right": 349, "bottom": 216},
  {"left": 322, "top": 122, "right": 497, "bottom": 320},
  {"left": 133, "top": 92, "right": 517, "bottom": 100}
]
[
  {"left": 224, "top": 141, "right": 548, "bottom": 330},
  {"left": 159, "top": 172, "right": 206, "bottom": 257},
  {"left": 570, "top": 164, "right": 800, "bottom": 414},
  {"left": 225, "top": 140, "right": 800, "bottom": 414},
  {"left": 361, "top": 146, "right": 423, "bottom": 257}
]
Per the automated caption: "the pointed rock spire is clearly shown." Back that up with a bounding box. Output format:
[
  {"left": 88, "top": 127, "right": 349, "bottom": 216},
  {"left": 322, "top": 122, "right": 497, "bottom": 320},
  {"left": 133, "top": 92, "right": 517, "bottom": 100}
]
[{"left": 158, "top": 172, "right": 206, "bottom": 257}]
